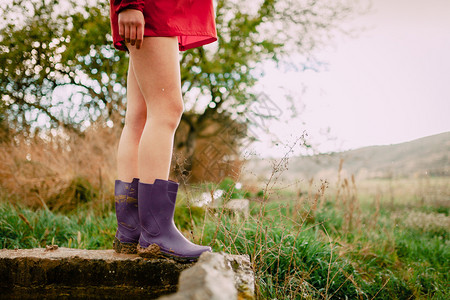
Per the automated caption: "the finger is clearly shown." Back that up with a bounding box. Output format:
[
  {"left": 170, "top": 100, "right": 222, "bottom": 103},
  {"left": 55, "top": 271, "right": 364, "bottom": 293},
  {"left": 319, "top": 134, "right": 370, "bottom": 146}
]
[
  {"left": 136, "top": 24, "right": 143, "bottom": 49},
  {"left": 130, "top": 25, "right": 136, "bottom": 46},
  {"left": 118, "top": 23, "right": 125, "bottom": 39},
  {"left": 124, "top": 25, "right": 130, "bottom": 44}
]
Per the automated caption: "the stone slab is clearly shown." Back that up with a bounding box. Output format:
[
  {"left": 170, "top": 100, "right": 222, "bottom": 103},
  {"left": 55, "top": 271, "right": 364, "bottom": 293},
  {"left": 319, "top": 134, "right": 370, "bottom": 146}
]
[
  {"left": 0, "top": 247, "right": 193, "bottom": 299},
  {"left": 0, "top": 248, "right": 255, "bottom": 300}
]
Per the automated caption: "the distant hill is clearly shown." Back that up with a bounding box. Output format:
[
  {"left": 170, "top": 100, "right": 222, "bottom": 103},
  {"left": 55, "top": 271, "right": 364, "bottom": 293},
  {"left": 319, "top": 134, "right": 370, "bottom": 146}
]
[{"left": 242, "top": 132, "right": 450, "bottom": 182}]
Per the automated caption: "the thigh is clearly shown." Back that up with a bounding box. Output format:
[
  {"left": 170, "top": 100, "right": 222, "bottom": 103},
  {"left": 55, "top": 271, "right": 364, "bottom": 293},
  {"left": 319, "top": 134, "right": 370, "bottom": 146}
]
[
  {"left": 126, "top": 37, "right": 183, "bottom": 118},
  {"left": 124, "top": 59, "right": 147, "bottom": 127}
]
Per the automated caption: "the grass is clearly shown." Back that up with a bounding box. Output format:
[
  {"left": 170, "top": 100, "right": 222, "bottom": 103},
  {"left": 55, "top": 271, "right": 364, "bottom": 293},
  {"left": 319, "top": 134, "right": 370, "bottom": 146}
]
[
  {"left": 0, "top": 128, "right": 449, "bottom": 299},
  {"left": 1, "top": 176, "right": 448, "bottom": 299},
  {"left": 0, "top": 202, "right": 116, "bottom": 250}
]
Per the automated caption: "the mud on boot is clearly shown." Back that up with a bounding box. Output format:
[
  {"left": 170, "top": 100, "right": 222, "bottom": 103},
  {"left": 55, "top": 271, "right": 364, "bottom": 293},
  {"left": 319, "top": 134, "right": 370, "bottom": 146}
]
[{"left": 113, "top": 178, "right": 140, "bottom": 254}]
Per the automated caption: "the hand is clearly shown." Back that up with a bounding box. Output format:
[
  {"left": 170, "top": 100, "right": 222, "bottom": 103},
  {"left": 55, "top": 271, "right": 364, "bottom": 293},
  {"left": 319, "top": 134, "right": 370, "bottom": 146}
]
[{"left": 118, "top": 9, "right": 145, "bottom": 49}]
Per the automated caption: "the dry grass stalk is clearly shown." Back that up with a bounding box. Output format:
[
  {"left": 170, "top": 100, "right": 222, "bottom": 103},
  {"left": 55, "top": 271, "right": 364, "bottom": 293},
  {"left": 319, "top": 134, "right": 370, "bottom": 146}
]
[
  {"left": 371, "top": 194, "right": 381, "bottom": 231},
  {"left": 0, "top": 123, "right": 119, "bottom": 210}
]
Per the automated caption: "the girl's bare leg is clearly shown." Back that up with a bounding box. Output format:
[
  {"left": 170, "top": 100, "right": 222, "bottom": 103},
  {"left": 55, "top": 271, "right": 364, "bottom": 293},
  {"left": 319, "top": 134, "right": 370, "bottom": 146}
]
[
  {"left": 116, "top": 59, "right": 147, "bottom": 182},
  {"left": 126, "top": 37, "right": 184, "bottom": 184}
]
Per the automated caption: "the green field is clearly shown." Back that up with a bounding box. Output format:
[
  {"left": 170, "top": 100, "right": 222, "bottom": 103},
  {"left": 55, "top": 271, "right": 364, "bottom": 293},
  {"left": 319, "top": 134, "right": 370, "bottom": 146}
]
[{"left": 1, "top": 176, "right": 448, "bottom": 299}]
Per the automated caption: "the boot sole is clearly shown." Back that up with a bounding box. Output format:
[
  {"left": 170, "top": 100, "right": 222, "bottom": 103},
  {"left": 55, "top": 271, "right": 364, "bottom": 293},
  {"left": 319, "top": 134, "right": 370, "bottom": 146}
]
[
  {"left": 137, "top": 244, "right": 200, "bottom": 263},
  {"left": 113, "top": 237, "right": 138, "bottom": 254}
]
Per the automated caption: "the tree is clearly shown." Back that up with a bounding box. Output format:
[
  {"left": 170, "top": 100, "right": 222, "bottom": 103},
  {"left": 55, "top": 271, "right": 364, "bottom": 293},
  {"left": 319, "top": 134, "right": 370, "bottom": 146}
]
[
  {"left": 0, "top": 0, "right": 366, "bottom": 181},
  {"left": 176, "top": 0, "right": 366, "bottom": 181},
  {"left": 0, "top": 0, "right": 128, "bottom": 133}
]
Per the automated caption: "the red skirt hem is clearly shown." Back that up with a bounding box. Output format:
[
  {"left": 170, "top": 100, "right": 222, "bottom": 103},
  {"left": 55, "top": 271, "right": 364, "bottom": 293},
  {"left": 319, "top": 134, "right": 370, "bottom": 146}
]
[
  {"left": 113, "top": 30, "right": 217, "bottom": 52},
  {"left": 109, "top": 0, "right": 218, "bottom": 52}
]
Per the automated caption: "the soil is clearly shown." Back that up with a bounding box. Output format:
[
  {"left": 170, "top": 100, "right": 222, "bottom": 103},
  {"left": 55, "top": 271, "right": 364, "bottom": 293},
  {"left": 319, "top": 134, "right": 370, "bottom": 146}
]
[{"left": 137, "top": 243, "right": 163, "bottom": 258}]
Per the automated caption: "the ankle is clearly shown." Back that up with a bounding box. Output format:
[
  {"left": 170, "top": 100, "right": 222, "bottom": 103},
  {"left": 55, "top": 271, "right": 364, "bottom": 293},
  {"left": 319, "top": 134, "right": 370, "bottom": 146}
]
[{"left": 117, "top": 177, "right": 139, "bottom": 183}]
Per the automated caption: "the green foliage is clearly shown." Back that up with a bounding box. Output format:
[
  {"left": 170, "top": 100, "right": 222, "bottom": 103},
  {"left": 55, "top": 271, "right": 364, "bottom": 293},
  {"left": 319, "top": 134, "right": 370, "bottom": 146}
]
[
  {"left": 46, "top": 176, "right": 99, "bottom": 211},
  {"left": 0, "top": 0, "right": 128, "bottom": 132},
  {"left": 205, "top": 219, "right": 362, "bottom": 298},
  {"left": 218, "top": 177, "right": 247, "bottom": 199},
  {"left": 0, "top": 100, "right": 11, "bottom": 141},
  {"left": 1, "top": 194, "right": 448, "bottom": 299},
  {"left": 0, "top": 202, "right": 115, "bottom": 249},
  {"left": 174, "top": 205, "right": 206, "bottom": 230},
  {"left": 203, "top": 197, "right": 449, "bottom": 299}
]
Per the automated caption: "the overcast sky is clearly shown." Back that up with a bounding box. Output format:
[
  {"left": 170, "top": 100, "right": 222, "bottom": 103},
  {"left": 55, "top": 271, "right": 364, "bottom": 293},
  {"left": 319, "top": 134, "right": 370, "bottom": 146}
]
[{"left": 247, "top": 0, "right": 450, "bottom": 157}]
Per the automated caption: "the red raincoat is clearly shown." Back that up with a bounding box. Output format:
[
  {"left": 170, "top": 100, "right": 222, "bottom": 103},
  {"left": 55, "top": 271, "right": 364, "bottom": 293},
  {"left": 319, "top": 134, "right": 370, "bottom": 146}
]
[{"left": 110, "top": 0, "right": 218, "bottom": 52}]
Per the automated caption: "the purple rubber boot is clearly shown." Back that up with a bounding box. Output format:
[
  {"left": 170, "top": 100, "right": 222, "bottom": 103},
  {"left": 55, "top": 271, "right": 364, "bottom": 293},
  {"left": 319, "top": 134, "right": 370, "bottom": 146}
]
[
  {"left": 113, "top": 178, "right": 140, "bottom": 254},
  {"left": 137, "top": 179, "right": 211, "bottom": 262}
]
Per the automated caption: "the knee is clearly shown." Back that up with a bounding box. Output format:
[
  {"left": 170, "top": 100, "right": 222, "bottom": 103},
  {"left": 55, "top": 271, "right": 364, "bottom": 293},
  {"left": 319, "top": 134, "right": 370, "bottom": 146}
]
[
  {"left": 171, "top": 98, "right": 185, "bottom": 124},
  {"left": 124, "top": 109, "right": 147, "bottom": 132},
  {"left": 152, "top": 97, "right": 184, "bottom": 131}
]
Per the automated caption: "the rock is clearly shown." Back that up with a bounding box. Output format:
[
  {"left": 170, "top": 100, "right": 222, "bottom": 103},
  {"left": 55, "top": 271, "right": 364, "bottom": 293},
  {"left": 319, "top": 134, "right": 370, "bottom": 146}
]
[
  {"left": 222, "top": 253, "right": 255, "bottom": 299},
  {"left": 159, "top": 252, "right": 254, "bottom": 300}
]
